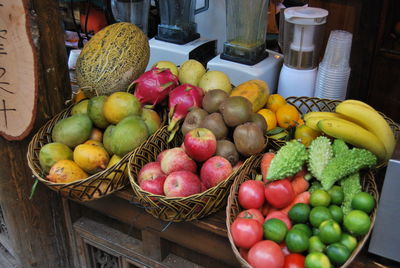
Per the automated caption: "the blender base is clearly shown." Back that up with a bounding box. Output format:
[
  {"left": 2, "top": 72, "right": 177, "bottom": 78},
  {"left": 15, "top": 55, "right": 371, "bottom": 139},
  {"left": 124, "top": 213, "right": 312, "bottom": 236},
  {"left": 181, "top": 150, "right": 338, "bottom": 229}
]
[
  {"left": 147, "top": 38, "right": 217, "bottom": 70},
  {"left": 277, "top": 64, "right": 317, "bottom": 98},
  {"left": 206, "top": 50, "right": 283, "bottom": 92}
]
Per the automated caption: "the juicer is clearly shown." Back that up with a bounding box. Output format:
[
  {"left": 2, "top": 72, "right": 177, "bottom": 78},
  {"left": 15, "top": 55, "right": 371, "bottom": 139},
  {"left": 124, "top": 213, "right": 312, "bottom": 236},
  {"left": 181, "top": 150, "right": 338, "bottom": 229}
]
[
  {"left": 206, "top": 0, "right": 283, "bottom": 91},
  {"left": 277, "top": 6, "right": 328, "bottom": 98},
  {"left": 111, "top": 0, "right": 150, "bottom": 34},
  {"left": 147, "top": 0, "right": 217, "bottom": 69}
]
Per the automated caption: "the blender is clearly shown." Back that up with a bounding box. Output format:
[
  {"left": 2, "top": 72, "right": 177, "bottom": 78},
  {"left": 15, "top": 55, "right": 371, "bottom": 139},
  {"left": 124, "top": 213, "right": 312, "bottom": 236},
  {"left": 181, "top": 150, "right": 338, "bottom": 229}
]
[
  {"left": 206, "top": 0, "right": 283, "bottom": 91},
  {"left": 111, "top": 0, "right": 150, "bottom": 34},
  {"left": 277, "top": 7, "right": 328, "bottom": 98},
  {"left": 147, "top": 0, "right": 217, "bottom": 69}
]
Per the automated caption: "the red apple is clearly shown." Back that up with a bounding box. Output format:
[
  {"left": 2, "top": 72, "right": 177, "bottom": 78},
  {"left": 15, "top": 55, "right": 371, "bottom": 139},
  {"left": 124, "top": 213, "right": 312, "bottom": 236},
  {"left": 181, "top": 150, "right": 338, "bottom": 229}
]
[
  {"left": 156, "top": 149, "right": 168, "bottom": 162},
  {"left": 139, "top": 175, "right": 167, "bottom": 195},
  {"left": 200, "top": 182, "right": 207, "bottom": 192},
  {"left": 137, "top": 162, "right": 164, "bottom": 184},
  {"left": 163, "top": 171, "right": 202, "bottom": 197},
  {"left": 160, "top": 148, "right": 197, "bottom": 174},
  {"left": 184, "top": 128, "right": 216, "bottom": 162},
  {"left": 200, "top": 156, "right": 233, "bottom": 189}
]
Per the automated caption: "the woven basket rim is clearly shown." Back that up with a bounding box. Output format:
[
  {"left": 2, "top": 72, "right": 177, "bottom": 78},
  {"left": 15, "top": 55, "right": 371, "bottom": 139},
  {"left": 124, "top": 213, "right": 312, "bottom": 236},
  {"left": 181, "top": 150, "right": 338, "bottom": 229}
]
[{"left": 225, "top": 152, "right": 379, "bottom": 268}]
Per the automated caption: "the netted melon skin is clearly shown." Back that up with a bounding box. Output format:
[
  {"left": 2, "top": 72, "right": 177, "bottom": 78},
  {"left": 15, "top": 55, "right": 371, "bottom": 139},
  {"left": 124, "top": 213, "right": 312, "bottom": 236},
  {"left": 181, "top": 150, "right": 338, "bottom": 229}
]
[{"left": 76, "top": 22, "right": 150, "bottom": 97}]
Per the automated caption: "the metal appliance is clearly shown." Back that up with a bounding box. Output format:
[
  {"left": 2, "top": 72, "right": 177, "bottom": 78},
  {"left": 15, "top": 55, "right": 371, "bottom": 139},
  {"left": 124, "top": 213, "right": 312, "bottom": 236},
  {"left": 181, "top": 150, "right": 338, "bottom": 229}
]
[
  {"left": 111, "top": 0, "right": 151, "bottom": 34},
  {"left": 277, "top": 6, "right": 328, "bottom": 97},
  {"left": 206, "top": 0, "right": 283, "bottom": 91},
  {"left": 147, "top": 0, "right": 217, "bottom": 69}
]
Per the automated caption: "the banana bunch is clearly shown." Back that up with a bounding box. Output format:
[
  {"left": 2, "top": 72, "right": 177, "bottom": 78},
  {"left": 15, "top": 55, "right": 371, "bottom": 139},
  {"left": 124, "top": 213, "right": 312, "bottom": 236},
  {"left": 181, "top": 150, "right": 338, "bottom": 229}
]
[{"left": 304, "top": 100, "right": 395, "bottom": 161}]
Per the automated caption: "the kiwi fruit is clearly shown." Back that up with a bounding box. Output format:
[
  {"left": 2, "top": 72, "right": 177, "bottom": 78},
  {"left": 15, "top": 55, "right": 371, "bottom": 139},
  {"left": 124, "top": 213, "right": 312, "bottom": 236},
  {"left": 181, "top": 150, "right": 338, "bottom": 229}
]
[
  {"left": 219, "top": 96, "right": 252, "bottom": 127},
  {"left": 202, "top": 89, "right": 229, "bottom": 113},
  {"left": 250, "top": 113, "right": 267, "bottom": 131},
  {"left": 233, "top": 122, "right": 265, "bottom": 156},
  {"left": 181, "top": 108, "right": 208, "bottom": 136},
  {"left": 199, "top": 113, "right": 228, "bottom": 140},
  {"left": 216, "top": 140, "right": 239, "bottom": 166}
]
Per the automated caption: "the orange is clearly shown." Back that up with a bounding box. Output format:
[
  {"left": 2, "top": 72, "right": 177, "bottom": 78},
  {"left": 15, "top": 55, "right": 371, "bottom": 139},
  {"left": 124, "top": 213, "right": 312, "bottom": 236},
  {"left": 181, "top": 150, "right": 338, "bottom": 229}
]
[
  {"left": 257, "top": 108, "right": 277, "bottom": 131},
  {"left": 296, "top": 118, "right": 305, "bottom": 126},
  {"left": 73, "top": 89, "right": 88, "bottom": 103},
  {"left": 276, "top": 104, "right": 300, "bottom": 129},
  {"left": 266, "top": 94, "right": 286, "bottom": 112}
]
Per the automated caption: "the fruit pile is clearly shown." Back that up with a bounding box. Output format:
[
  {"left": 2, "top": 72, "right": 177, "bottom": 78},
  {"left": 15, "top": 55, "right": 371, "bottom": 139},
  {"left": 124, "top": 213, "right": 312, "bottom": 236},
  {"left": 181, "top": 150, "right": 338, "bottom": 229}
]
[
  {"left": 230, "top": 137, "right": 377, "bottom": 268},
  {"left": 39, "top": 91, "right": 161, "bottom": 184}
]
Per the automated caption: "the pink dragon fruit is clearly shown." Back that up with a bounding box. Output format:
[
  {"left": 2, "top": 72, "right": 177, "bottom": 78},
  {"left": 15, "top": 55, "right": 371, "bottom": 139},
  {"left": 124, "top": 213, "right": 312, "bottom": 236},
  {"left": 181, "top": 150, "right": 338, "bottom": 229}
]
[
  {"left": 130, "top": 67, "right": 179, "bottom": 106},
  {"left": 167, "top": 83, "right": 204, "bottom": 142}
]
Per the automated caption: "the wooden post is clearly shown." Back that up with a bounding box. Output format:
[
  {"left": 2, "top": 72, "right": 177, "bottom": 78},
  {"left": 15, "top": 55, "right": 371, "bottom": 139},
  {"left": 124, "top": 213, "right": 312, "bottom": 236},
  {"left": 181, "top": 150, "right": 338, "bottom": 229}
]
[{"left": 0, "top": 0, "right": 72, "bottom": 267}]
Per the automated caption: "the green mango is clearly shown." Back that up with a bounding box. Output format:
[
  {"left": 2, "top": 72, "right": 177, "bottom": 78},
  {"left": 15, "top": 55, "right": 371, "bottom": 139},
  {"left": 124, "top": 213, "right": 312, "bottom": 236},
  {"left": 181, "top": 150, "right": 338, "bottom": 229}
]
[
  {"left": 71, "top": 99, "right": 89, "bottom": 115},
  {"left": 52, "top": 114, "right": 93, "bottom": 148},
  {"left": 39, "top": 142, "right": 73, "bottom": 172},
  {"left": 88, "top": 96, "right": 110, "bottom": 129},
  {"left": 111, "top": 116, "right": 149, "bottom": 157},
  {"left": 103, "top": 124, "right": 115, "bottom": 155}
]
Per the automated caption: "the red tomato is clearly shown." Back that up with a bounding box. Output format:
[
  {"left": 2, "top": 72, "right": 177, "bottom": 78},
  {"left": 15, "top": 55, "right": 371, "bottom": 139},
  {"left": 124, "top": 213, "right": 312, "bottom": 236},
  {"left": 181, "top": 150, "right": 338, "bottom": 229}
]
[
  {"left": 231, "top": 218, "right": 263, "bottom": 249},
  {"left": 239, "top": 248, "right": 249, "bottom": 262},
  {"left": 261, "top": 203, "right": 271, "bottom": 216},
  {"left": 248, "top": 240, "right": 285, "bottom": 268},
  {"left": 283, "top": 253, "right": 305, "bottom": 268},
  {"left": 265, "top": 179, "right": 295, "bottom": 208},
  {"left": 279, "top": 242, "right": 291, "bottom": 256},
  {"left": 265, "top": 211, "right": 292, "bottom": 229},
  {"left": 238, "top": 180, "right": 265, "bottom": 209},
  {"left": 238, "top": 209, "right": 264, "bottom": 225}
]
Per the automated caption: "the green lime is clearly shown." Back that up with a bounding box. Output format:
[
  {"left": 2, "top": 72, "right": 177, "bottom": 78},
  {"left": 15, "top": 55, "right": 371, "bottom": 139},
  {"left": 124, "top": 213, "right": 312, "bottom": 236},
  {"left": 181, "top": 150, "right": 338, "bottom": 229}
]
[
  {"left": 329, "top": 205, "right": 343, "bottom": 223},
  {"left": 325, "top": 242, "right": 351, "bottom": 265},
  {"left": 328, "top": 186, "right": 344, "bottom": 205},
  {"left": 263, "top": 218, "right": 288, "bottom": 243},
  {"left": 309, "top": 207, "right": 333, "bottom": 228},
  {"left": 285, "top": 229, "right": 310, "bottom": 253},
  {"left": 310, "top": 189, "right": 331, "bottom": 207},
  {"left": 339, "top": 233, "right": 358, "bottom": 252},
  {"left": 319, "top": 219, "right": 342, "bottom": 244},
  {"left": 289, "top": 203, "right": 311, "bottom": 223},
  {"left": 312, "top": 227, "right": 320, "bottom": 236},
  {"left": 305, "top": 252, "right": 331, "bottom": 268},
  {"left": 309, "top": 235, "right": 326, "bottom": 253},
  {"left": 351, "top": 192, "right": 375, "bottom": 214},
  {"left": 292, "top": 223, "right": 313, "bottom": 238},
  {"left": 343, "top": 210, "right": 371, "bottom": 236}
]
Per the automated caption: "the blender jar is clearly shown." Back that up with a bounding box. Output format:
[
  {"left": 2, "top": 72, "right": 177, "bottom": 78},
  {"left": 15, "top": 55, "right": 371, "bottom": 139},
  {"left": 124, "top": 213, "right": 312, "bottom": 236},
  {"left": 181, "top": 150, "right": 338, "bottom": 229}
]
[
  {"left": 221, "top": 0, "right": 269, "bottom": 65},
  {"left": 156, "top": 0, "right": 209, "bottom": 44},
  {"left": 111, "top": 0, "right": 150, "bottom": 34}
]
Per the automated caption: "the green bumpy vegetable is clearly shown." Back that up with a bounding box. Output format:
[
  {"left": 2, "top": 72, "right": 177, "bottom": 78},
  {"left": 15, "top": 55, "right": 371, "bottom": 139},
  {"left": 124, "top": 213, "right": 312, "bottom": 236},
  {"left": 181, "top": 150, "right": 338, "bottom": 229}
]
[
  {"left": 267, "top": 140, "right": 308, "bottom": 181},
  {"left": 308, "top": 136, "right": 333, "bottom": 180},
  {"left": 309, "top": 181, "right": 323, "bottom": 193},
  {"left": 320, "top": 148, "right": 377, "bottom": 190},
  {"left": 332, "top": 139, "right": 349, "bottom": 157},
  {"left": 340, "top": 172, "right": 362, "bottom": 215}
]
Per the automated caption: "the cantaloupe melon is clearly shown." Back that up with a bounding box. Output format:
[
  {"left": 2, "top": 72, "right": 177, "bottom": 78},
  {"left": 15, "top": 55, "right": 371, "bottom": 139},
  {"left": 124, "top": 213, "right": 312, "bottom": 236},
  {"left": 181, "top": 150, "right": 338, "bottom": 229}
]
[{"left": 76, "top": 22, "right": 149, "bottom": 97}]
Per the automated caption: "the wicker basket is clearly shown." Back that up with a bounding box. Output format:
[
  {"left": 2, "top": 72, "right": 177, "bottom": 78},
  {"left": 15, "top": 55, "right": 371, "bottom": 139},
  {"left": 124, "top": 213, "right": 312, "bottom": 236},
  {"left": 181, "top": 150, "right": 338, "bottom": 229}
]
[
  {"left": 27, "top": 106, "right": 166, "bottom": 202},
  {"left": 226, "top": 154, "right": 379, "bottom": 268},
  {"left": 128, "top": 125, "right": 261, "bottom": 222},
  {"left": 268, "top": 97, "right": 400, "bottom": 168}
]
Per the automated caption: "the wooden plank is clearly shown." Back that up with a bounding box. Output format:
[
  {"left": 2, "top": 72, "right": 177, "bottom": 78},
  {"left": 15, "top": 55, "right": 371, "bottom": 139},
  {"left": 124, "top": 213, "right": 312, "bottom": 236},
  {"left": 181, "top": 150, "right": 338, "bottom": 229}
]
[{"left": 0, "top": 0, "right": 72, "bottom": 266}]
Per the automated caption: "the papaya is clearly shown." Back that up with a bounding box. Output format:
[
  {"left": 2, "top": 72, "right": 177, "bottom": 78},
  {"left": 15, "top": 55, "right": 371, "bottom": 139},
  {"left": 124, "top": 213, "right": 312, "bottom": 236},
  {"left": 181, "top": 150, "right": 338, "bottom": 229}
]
[{"left": 230, "top": 80, "right": 270, "bottom": 112}]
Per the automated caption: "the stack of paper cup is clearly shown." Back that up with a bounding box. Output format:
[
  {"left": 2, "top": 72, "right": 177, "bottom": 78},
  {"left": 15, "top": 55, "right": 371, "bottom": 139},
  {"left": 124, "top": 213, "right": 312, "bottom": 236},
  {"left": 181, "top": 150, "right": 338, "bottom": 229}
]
[{"left": 314, "top": 30, "right": 353, "bottom": 100}]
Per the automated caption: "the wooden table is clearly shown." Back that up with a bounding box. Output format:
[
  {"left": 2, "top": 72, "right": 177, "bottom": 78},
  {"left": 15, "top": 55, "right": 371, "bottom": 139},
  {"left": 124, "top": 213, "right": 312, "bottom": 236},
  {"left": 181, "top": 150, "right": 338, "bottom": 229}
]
[{"left": 67, "top": 186, "right": 400, "bottom": 268}]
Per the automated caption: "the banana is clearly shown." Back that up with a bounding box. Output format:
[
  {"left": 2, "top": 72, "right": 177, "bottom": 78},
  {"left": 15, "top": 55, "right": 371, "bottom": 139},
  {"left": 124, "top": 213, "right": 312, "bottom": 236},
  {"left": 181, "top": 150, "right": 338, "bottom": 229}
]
[
  {"left": 317, "top": 118, "right": 386, "bottom": 160},
  {"left": 341, "top": 99, "right": 375, "bottom": 110},
  {"left": 335, "top": 102, "right": 395, "bottom": 160},
  {"left": 305, "top": 116, "right": 325, "bottom": 131},
  {"left": 303, "top": 111, "right": 345, "bottom": 121}
]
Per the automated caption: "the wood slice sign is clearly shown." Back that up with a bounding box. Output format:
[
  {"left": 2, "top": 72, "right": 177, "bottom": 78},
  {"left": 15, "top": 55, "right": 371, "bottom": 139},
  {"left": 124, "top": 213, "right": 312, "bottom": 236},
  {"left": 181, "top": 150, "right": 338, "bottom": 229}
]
[{"left": 0, "top": 0, "right": 37, "bottom": 140}]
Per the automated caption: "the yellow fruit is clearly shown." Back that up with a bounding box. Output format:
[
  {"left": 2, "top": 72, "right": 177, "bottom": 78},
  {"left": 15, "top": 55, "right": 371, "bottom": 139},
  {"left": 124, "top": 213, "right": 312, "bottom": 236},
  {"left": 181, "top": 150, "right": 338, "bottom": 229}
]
[
  {"left": 231, "top": 80, "right": 270, "bottom": 112},
  {"left": 84, "top": 139, "right": 104, "bottom": 147},
  {"left": 276, "top": 104, "right": 300, "bottom": 129},
  {"left": 295, "top": 124, "right": 321, "bottom": 147},
  {"left": 335, "top": 102, "right": 395, "bottom": 161},
  {"left": 72, "top": 89, "right": 88, "bottom": 104},
  {"left": 178, "top": 59, "right": 206, "bottom": 86},
  {"left": 103, "top": 92, "right": 142, "bottom": 124},
  {"left": 198, "top": 70, "right": 232, "bottom": 94},
  {"left": 317, "top": 118, "right": 386, "bottom": 160},
  {"left": 73, "top": 144, "right": 110, "bottom": 174},
  {"left": 106, "top": 154, "right": 127, "bottom": 180},
  {"left": 303, "top": 111, "right": 346, "bottom": 121},
  {"left": 152, "top": 60, "right": 179, "bottom": 76},
  {"left": 47, "top": 160, "right": 88, "bottom": 183},
  {"left": 71, "top": 99, "right": 89, "bottom": 115},
  {"left": 341, "top": 99, "right": 374, "bottom": 110},
  {"left": 266, "top": 94, "right": 286, "bottom": 113},
  {"left": 258, "top": 108, "right": 277, "bottom": 131}
]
